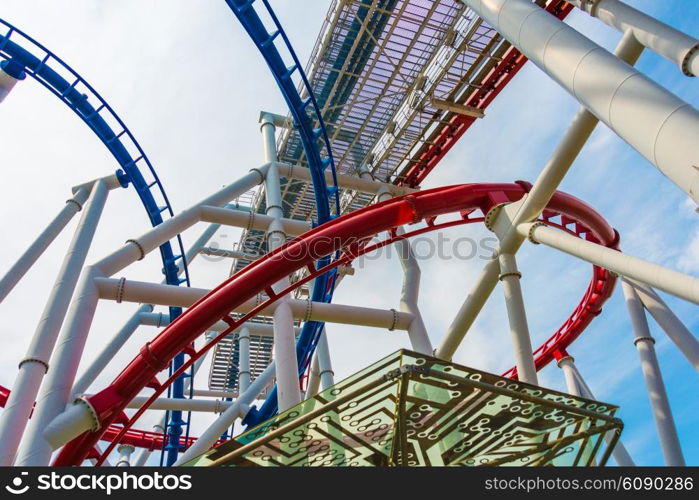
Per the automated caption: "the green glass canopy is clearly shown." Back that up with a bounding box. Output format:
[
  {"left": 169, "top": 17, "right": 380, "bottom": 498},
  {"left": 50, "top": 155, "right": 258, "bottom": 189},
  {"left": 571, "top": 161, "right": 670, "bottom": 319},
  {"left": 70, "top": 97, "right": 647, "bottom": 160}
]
[{"left": 185, "top": 350, "right": 623, "bottom": 467}]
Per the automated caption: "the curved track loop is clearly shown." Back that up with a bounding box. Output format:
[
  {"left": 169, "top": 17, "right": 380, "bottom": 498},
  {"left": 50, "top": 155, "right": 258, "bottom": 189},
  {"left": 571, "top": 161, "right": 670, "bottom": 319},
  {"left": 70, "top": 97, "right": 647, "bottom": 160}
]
[
  {"left": 224, "top": 0, "right": 343, "bottom": 425},
  {"left": 0, "top": 19, "right": 190, "bottom": 290},
  {"left": 51, "top": 183, "right": 617, "bottom": 465}
]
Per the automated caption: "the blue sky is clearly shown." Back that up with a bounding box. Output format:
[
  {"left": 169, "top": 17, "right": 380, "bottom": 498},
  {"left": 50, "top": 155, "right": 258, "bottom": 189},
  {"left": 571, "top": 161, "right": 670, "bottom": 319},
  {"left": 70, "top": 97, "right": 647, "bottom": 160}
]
[{"left": 0, "top": 0, "right": 696, "bottom": 466}]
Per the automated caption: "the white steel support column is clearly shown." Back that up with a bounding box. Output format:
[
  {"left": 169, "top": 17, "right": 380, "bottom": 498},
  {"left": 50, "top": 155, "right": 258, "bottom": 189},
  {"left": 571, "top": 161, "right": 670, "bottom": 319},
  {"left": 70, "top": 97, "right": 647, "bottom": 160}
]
[
  {"left": 0, "top": 188, "right": 90, "bottom": 303},
  {"left": 628, "top": 280, "right": 699, "bottom": 371},
  {"left": 435, "top": 33, "right": 643, "bottom": 362},
  {"left": 557, "top": 356, "right": 583, "bottom": 397},
  {"left": 569, "top": 0, "right": 699, "bottom": 77},
  {"left": 116, "top": 444, "right": 135, "bottom": 467},
  {"left": 557, "top": 355, "right": 636, "bottom": 466},
  {"left": 0, "top": 180, "right": 110, "bottom": 466},
  {"left": 396, "top": 228, "right": 432, "bottom": 355},
  {"left": 0, "top": 63, "right": 24, "bottom": 102},
  {"left": 460, "top": 0, "right": 699, "bottom": 202},
  {"left": 261, "top": 112, "right": 300, "bottom": 412},
  {"left": 375, "top": 182, "right": 432, "bottom": 355},
  {"left": 15, "top": 267, "right": 101, "bottom": 465},
  {"left": 520, "top": 222, "right": 699, "bottom": 305},
  {"left": 498, "top": 253, "right": 537, "bottom": 384},
  {"left": 173, "top": 362, "right": 276, "bottom": 465},
  {"left": 19, "top": 166, "right": 269, "bottom": 465},
  {"left": 71, "top": 304, "right": 153, "bottom": 397},
  {"left": 621, "top": 280, "right": 685, "bottom": 465},
  {"left": 315, "top": 328, "right": 335, "bottom": 391},
  {"left": 238, "top": 326, "right": 252, "bottom": 393},
  {"left": 305, "top": 354, "right": 322, "bottom": 399},
  {"left": 71, "top": 221, "right": 223, "bottom": 397}
]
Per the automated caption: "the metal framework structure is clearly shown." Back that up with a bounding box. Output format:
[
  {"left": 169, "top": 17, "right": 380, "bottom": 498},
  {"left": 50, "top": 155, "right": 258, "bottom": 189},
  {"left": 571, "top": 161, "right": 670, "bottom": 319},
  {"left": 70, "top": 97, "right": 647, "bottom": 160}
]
[{"left": 0, "top": 0, "right": 697, "bottom": 467}]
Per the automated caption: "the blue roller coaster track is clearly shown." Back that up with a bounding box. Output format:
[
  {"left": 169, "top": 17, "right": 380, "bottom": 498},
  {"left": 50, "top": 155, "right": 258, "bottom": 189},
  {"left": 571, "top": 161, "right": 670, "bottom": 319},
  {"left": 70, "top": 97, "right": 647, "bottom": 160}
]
[
  {"left": 224, "top": 0, "right": 341, "bottom": 428},
  {"left": 0, "top": 18, "right": 193, "bottom": 466}
]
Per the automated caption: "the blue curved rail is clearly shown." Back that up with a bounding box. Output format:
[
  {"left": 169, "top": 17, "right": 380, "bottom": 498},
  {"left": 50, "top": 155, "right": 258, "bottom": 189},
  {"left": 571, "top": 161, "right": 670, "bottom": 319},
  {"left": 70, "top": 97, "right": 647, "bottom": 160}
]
[
  {"left": 224, "top": 0, "right": 341, "bottom": 427},
  {"left": 0, "top": 19, "right": 190, "bottom": 292},
  {"left": 0, "top": 19, "right": 194, "bottom": 464}
]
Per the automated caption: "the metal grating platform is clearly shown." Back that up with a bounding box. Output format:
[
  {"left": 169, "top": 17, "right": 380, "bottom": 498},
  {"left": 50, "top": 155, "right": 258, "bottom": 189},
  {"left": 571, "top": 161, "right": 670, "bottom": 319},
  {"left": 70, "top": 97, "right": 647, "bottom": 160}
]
[{"left": 188, "top": 349, "right": 623, "bottom": 467}]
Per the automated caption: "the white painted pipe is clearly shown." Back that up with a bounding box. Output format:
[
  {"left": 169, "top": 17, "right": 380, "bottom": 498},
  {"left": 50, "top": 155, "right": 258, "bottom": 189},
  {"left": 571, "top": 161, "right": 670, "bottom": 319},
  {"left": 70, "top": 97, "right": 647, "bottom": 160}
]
[
  {"left": 461, "top": 0, "right": 699, "bottom": 202},
  {"left": 557, "top": 356, "right": 583, "bottom": 397},
  {"left": 71, "top": 221, "right": 220, "bottom": 399},
  {"left": 200, "top": 205, "right": 311, "bottom": 236},
  {"left": 396, "top": 227, "right": 432, "bottom": 355},
  {"left": 238, "top": 326, "right": 251, "bottom": 393},
  {"left": 497, "top": 31, "right": 644, "bottom": 251},
  {"left": 569, "top": 0, "right": 699, "bottom": 76},
  {"left": 0, "top": 66, "right": 21, "bottom": 102},
  {"left": 520, "top": 222, "right": 699, "bottom": 305},
  {"left": 95, "top": 165, "right": 268, "bottom": 277},
  {"left": 72, "top": 304, "right": 153, "bottom": 397},
  {"left": 0, "top": 188, "right": 90, "bottom": 303},
  {"left": 121, "top": 396, "right": 233, "bottom": 413},
  {"left": 560, "top": 356, "right": 636, "bottom": 466},
  {"left": 132, "top": 422, "right": 164, "bottom": 467},
  {"left": 628, "top": 280, "right": 699, "bottom": 371},
  {"left": 42, "top": 399, "right": 98, "bottom": 451},
  {"left": 199, "top": 247, "right": 259, "bottom": 261},
  {"left": 94, "top": 277, "right": 415, "bottom": 330},
  {"left": 0, "top": 181, "right": 109, "bottom": 466},
  {"left": 315, "top": 328, "right": 335, "bottom": 391},
  {"left": 305, "top": 354, "right": 321, "bottom": 399},
  {"left": 260, "top": 116, "right": 300, "bottom": 413},
  {"left": 498, "top": 253, "right": 537, "bottom": 384},
  {"left": 272, "top": 300, "right": 301, "bottom": 411},
  {"left": 621, "top": 280, "right": 685, "bottom": 465},
  {"left": 15, "top": 267, "right": 101, "bottom": 466},
  {"left": 276, "top": 161, "right": 415, "bottom": 198},
  {"left": 116, "top": 444, "right": 135, "bottom": 467},
  {"left": 192, "top": 389, "right": 238, "bottom": 399},
  {"left": 435, "top": 31, "right": 645, "bottom": 362},
  {"left": 173, "top": 362, "right": 277, "bottom": 465},
  {"left": 140, "top": 313, "right": 292, "bottom": 337}
]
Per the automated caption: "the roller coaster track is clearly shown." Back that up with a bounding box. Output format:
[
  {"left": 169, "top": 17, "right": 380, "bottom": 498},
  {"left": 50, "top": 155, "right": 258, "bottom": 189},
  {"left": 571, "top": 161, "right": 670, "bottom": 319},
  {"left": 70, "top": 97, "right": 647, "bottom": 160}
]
[
  {"left": 0, "top": 19, "right": 191, "bottom": 292},
  {"left": 47, "top": 183, "right": 618, "bottom": 465},
  {"left": 224, "top": 0, "right": 343, "bottom": 427},
  {"left": 0, "top": 18, "right": 195, "bottom": 464}
]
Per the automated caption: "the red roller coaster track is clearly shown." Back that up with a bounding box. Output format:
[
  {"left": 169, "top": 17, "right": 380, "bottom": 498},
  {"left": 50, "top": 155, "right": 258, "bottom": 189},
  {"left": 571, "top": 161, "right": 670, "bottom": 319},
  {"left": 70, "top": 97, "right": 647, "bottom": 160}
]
[{"left": 44, "top": 182, "right": 617, "bottom": 465}]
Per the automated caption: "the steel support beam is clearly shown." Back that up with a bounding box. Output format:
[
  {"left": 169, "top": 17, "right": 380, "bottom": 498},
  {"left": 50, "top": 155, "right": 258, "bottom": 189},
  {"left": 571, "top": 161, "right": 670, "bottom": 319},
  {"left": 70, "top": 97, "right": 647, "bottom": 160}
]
[
  {"left": 520, "top": 222, "right": 699, "bottom": 305},
  {"left": 557, "top": 354, "right": 636, "bottom": 466},
  {"left": 569, "top": 0, "right": 699, "bottom": 76},
  {"left": 621, "top": 279, "right": 685, "bottom": 465},
  {"left": 461, "top": 0, "right": 699, "bottom": 202},
  {"left": 498, "top": 253, "right": 537, "bottom": 384},
  {"left": 0, "top": 180, "right": 110, "bottom": 466}
]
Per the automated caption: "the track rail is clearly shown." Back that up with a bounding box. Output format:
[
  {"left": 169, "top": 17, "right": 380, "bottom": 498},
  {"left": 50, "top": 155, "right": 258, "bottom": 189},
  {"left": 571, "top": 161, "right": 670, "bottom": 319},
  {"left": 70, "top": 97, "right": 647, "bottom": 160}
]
[
  {"left": 398, "top": 0, "right": 574, "bottom": 187},
  {"left": 0, "top": 19, "right": 190, "bottom": 291},
  {"left": 224, "top": 0, "right": 343, "bottom": 426},
  {"left": 49, "top": 183, "right": 618, "bottom": 465}
]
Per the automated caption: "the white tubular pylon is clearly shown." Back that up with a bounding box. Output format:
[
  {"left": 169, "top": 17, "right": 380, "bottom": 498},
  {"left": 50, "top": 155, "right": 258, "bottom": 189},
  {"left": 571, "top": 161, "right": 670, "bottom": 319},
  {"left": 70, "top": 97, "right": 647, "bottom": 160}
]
[
  {"left": 621, "top": 280, "right": 685, "bottom": 466},
  {"left": 0, "top": 179, "right": 112, "bottom": 466},
  {"left": 556, "top": 355, "right": 636, "bottom": 466},
  {"left": 260, "top": 112, "right": 300, "bottom": 412},
  {"left": 460, "top": 0, "right": 699, "bottom": 202},
  {"left": 497, "top": 253, "right": 537, "bottom": 385},
  {"left": 569, "top": 0, "right": 699, "bottom": 77}
]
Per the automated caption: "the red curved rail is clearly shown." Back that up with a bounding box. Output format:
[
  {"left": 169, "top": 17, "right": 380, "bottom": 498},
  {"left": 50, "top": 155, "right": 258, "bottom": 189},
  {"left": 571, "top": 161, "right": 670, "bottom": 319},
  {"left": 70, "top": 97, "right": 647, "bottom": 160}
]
[{"left": 48, "top": 183, "right": 617, "bottom": 465}]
